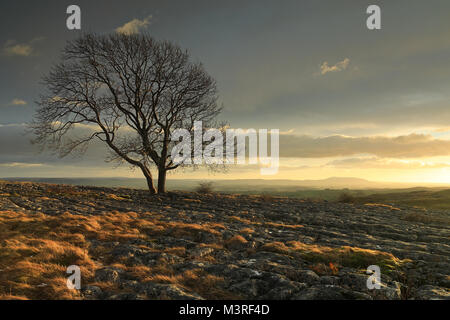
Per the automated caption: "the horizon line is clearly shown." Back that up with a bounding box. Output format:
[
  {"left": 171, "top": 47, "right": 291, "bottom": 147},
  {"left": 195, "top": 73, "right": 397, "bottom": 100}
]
[{"left": 2, "top": 176, "right": 450, "bottom": 187}]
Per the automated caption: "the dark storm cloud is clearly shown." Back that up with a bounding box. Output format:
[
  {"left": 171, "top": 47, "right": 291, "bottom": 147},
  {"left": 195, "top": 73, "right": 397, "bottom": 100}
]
[
  {"left": 2, "top": 0, "right": 450, "bottom": 177},
  {"left": 2, "top": 0, "right": 450, "bottom": 131}
]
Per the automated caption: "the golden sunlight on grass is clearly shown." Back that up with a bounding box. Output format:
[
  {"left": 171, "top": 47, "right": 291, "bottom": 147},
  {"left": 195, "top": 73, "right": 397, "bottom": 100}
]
[
  {"left": 364, "top": 203, "right": 401, "bottom": 211},
  {"left": 259, "top": 241, "right": 408, "bottom": 272},
  {"left": 1, "top": 180, "right": 448, "bottom": 300},
  {"left": 0, "top": 208, "right": 235, "bottom": 300},
  {"left": 0, "top": 211, "right": 97, "bottom": 299}
]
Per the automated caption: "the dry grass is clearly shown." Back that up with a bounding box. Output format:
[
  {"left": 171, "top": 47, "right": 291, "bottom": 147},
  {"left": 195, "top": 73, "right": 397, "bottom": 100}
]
[
  {"left": 401, "top": 212, "right": 450, "bottom": 225},
  {"left": 0, "top": 183, "right": 418, "bottom": 300},
  {"left": 239, "top": 227, "right": 255, "bottom": 234},
  {"left": 260, "top": 194, "right": 274, "bottom": 202},
  {"left": 259, "top": 240, "right": 406, "bottom": 272},
  {"left": 309, "top": 262, "right": 339, "bottom": 276},
  {"left": 260, "top": 241, "right": 291, "bottom": 255},
  {"left": 164, "top": 247, "right": 186, "bottom": 257},
  {"left": 288, "top": 241, "right": 405, "bottom": 271},
  {"left": 144, "top": 268, "right": 239, "bottom": 299},
  {"left": 364, "top": 203, "right": 401, "bottom": 211},
  {"left": 0, "top": 210, "right": 127, "bottom": 299},
  {"left": 229, "top": 215, "right": 261, "bottom": 226},
  {"left": 106, "top": 194, "right": 131, "bottom": 201},
  {"left": 0, "top": 212, "right": 97, "bottom": 299},
  {"left": 224, "top": 235, "right": 248, "bottom": 250},
  {"left": 0, "top": 207, "right": 233, "bottom": 300},
  {"left": 162, "top": 221, "right": 223, "bottom": 242},
  {"left": 264, "top": 222, "right": 304, "bottom": 229},
  {"left": 44, "top": 185, "right": 94, "bottom": 198}
]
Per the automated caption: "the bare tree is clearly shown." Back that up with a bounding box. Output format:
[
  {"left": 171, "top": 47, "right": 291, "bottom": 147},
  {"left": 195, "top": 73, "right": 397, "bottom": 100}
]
[{"left": 31, "top": 33, "right": 222, "bottom": 194}]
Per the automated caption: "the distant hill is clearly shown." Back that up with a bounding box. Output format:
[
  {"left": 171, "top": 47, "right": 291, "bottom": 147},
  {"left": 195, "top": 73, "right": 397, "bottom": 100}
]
[{"left": 2, "top": 176, "right": 449, "bottom": 191}]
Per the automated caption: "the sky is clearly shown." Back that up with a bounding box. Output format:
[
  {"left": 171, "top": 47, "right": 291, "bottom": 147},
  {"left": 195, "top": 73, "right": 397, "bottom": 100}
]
[{"left": 1, "top": 0, "right": 450, "bottom": 184}]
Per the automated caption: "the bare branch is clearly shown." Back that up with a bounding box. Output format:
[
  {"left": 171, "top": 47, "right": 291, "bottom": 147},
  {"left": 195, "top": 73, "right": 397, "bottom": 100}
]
[{"left": 30, "top": 33, "right": 222, "bottom": 194}]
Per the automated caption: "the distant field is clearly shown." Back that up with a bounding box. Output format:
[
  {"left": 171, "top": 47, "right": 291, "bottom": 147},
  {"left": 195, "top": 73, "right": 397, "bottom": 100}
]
[
  {"left": 2, "top": 177, "right": 450, "bottom": 211},
  {"left": 251, "top": 188, "right": 450, "bottom": 211},
  {"left": 223, "top": 188, "right": 423, "bottom": 202},
  {"left": 350, "top": 189, "right": 450, "bottom": 211},
  {"left": 208, "top": 186, "right": 450, "bottom": 212}
]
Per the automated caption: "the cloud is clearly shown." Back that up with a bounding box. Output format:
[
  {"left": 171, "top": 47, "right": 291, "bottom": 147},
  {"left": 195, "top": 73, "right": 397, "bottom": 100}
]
[
  {"left": 116, "top": 16, "right": 152, "bottom": 35},
  {"left": 10, "top": 99, "right": 27, "bottom": 106},
  {"left": 327, "top": 157, "right": 450, "bottom": 170},
  {"left": 319, "top": 58, "right": 350, "bottom": 75},
  {"left": 433, "top": 126, "right": 450, "bottom": 133},
  {"left": 3, "top": 43, "right": 33, "bottom": 56},
  {"left": 2, "top": 37, "right": 44, "bottom": 57},
  {"left": 0, "top": 123, "right": 27, "bottom": 127},
  {"left": 0, "top": 162, "right": 44, "bottom": 168},
  {"left": 279, "top": 133, "right": 450, "bottom": 158}
]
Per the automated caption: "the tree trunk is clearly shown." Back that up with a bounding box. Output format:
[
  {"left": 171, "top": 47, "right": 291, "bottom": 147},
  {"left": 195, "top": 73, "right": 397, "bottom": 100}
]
[
  {"left": 157, "top": 167, "right": 167, "bottom": 194},
  {"left": 140, "top": 166, "right": 156, "bottom": 194}
]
